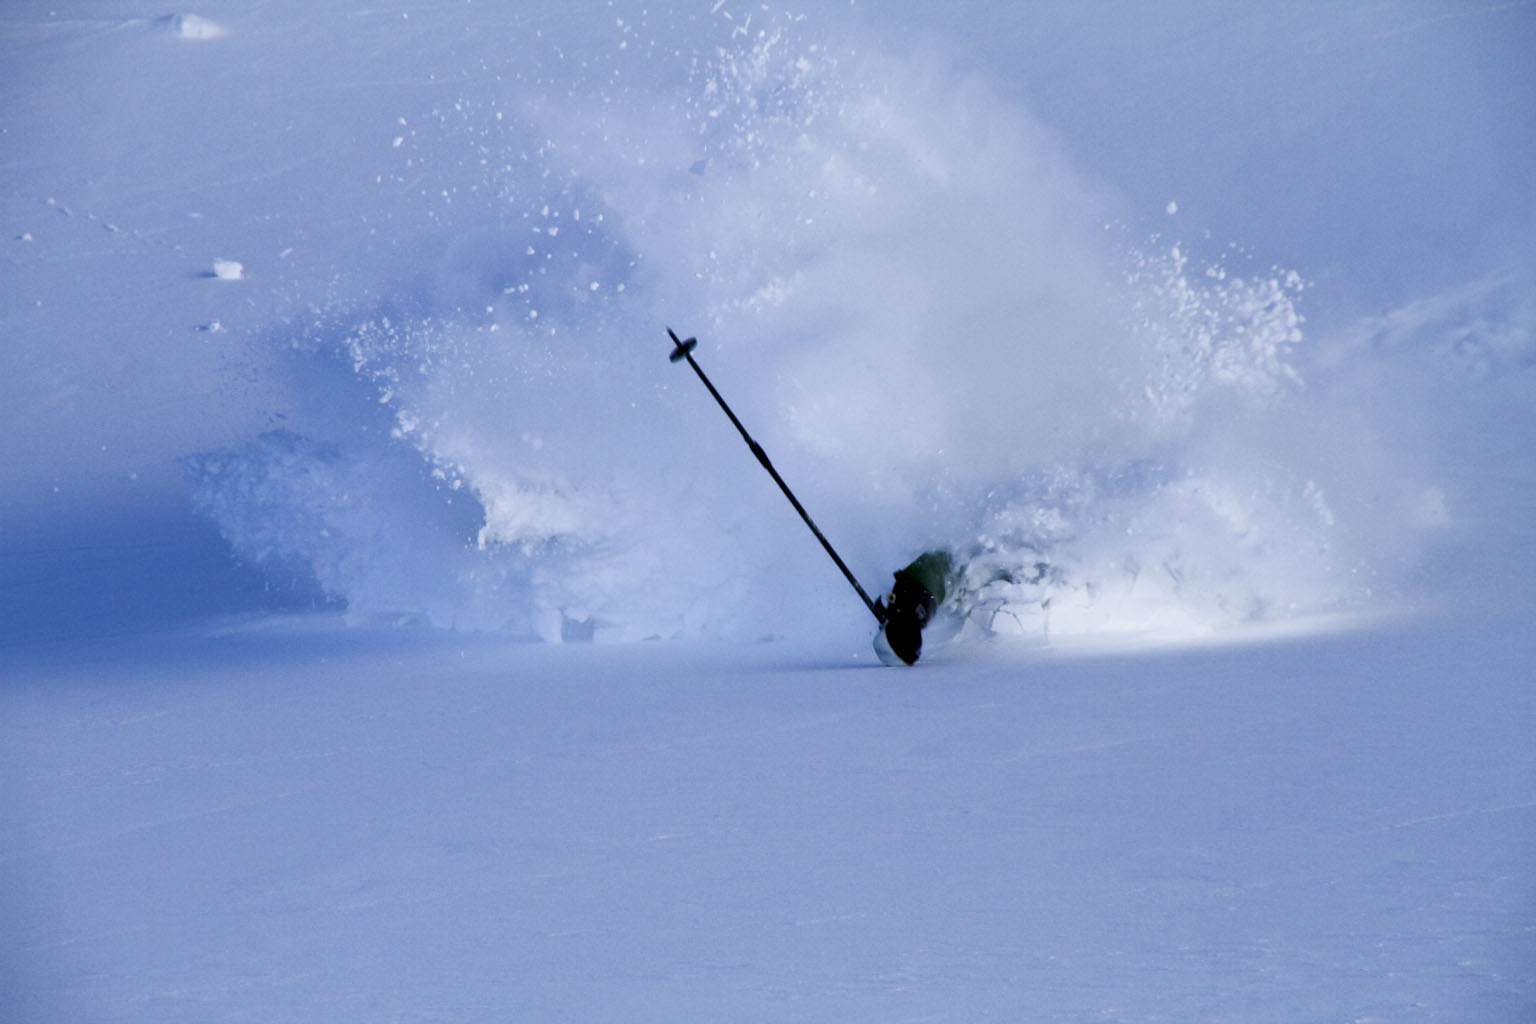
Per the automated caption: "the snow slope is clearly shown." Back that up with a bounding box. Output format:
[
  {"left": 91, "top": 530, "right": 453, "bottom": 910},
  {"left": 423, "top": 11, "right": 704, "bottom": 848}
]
[
  {"left": 2, "top": 0, "right": 1535, "bottom": 1020},
  {"left": 4, "top": 614, "right": 1534, "bottom": 1022}
]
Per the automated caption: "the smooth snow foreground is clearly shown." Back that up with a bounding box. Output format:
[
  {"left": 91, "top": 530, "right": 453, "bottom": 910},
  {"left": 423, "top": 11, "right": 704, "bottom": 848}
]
[{"left": 3, "top": 613, "right": 1532, "bottom": 1022}]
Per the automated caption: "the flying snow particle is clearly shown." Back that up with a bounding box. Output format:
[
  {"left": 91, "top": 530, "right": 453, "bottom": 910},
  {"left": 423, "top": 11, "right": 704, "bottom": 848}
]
[
  {"left": 211, "top": 258, "right": 244, "bottom": 280},
  {"left": 1166, "top": 200, "right": 1179, "bottom": 215}
]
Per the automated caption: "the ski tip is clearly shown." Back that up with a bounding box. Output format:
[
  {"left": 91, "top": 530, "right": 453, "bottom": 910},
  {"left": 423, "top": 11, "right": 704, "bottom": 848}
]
[{"left": 667, "top": 329, "right": 698, "bottom": 363}]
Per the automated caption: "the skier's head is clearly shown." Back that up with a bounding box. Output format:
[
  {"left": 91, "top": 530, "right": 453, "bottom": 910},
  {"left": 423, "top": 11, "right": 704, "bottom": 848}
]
[{"left": 884, "top": 620, "right": 922, "bottom": 665}]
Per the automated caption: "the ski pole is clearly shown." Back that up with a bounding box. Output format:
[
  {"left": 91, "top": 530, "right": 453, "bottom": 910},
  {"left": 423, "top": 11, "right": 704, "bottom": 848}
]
[{"left": 667, "top": 328, "right": 886, "bottom": 624}]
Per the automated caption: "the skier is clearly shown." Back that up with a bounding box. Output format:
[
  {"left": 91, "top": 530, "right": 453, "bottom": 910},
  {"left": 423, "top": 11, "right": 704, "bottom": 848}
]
[{"left": 878, "top": 550, "right": 955, "bottom": 666}]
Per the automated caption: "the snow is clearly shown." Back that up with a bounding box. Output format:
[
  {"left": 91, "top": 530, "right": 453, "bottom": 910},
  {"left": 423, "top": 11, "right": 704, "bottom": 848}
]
[
  {"left": 153, "top": 13, "right": 226, "bottom": 41},
  {"left": 4, "top": 615, "right": 1533, "bottom": 1021},
  {"left": 2, "top": 0, "right": 1534, "bottom": 1020}
]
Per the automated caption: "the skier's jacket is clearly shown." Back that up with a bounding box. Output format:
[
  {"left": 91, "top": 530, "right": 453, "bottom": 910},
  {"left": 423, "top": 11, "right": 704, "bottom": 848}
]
[{"left": 894, "top": 550, "right": 953, "bottom": 606}]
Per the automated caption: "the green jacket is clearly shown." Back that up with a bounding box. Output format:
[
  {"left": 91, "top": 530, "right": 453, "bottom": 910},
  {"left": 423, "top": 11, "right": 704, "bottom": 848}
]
[{"left": 895, "top": 550, "right": 953, "bottom": 605}]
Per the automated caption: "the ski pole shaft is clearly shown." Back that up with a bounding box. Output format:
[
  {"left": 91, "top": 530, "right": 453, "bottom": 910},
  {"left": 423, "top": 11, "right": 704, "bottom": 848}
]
[{"left": 667, "top": 328, "right": 886, "bottom": 624}]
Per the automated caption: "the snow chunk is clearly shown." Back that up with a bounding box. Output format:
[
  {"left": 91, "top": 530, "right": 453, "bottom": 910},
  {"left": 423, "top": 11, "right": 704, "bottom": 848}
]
[
  {"left": 210, "top": 258, "right": 244, "bottom": 280},
  {"left": 154, "top": 13, "right": 226, "bottom": 40}
]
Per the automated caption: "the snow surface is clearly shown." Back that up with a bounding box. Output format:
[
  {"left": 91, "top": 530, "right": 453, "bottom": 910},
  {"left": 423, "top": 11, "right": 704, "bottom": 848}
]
[
  {"left": 4, "top": 613, "right": 1534, "bottom": 1022},
  {"left": 2, "top": 0, "right": 1534, "bottom": 1020}
]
